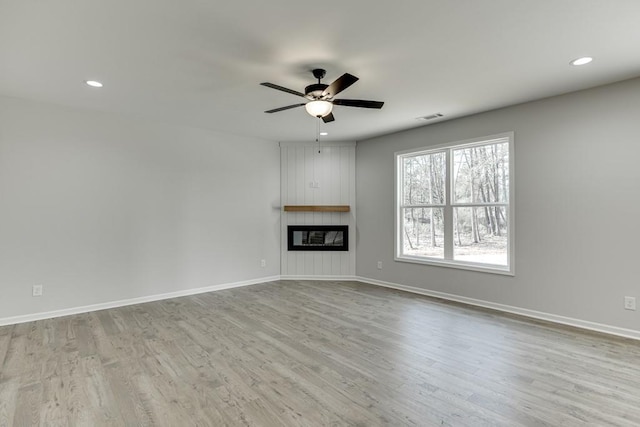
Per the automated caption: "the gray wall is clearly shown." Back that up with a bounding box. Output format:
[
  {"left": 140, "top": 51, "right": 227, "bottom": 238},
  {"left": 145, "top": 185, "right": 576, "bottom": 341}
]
[
  {"left": 0, "top": 96, "right": 281, "bottom": 319},
  {"left": 356, "top": 77, "right": 640, "bottom": 332}
]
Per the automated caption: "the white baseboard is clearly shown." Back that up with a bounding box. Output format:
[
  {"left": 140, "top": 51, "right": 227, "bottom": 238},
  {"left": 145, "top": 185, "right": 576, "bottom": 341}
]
[
  {"left": 6, "top": 274, "right": 637, "bottom": 342},
  {"left": 0, "top": 275, "right": 281, "bottom": 327},
  {"left": 280, "top": 275, "right": 358, "bottom": 281},
  {"left": 356, "top": 276, "right": 640, "bottom": 341}
]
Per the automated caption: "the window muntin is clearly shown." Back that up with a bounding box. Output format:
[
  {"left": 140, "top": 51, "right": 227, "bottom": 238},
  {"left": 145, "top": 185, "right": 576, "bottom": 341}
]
[{"left": 396, "top": 134, "right": 513, "bottom": 275}]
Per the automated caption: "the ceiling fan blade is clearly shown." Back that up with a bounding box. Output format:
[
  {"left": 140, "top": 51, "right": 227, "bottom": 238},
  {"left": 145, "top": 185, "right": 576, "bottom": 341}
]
[
  {"left": 321, "top": 73, "right": 359, "bottom": 98},
  {"left": 264, "top": 103, "right": 306, "bottom": 113},
  {"left": 322, "top": 112, "right": 335, "bottom": 123},
  {"left": 333, "top": 99, "right": 384, "bottom": 109},
  {"left": 260, "top": 82, "right": 306, "bottom": 98}
]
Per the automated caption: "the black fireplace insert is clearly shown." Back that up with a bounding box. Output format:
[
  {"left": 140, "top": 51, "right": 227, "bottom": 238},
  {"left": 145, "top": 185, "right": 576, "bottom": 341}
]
[{"left": 287, "top": 225, "right": 348, "bottom": 251}]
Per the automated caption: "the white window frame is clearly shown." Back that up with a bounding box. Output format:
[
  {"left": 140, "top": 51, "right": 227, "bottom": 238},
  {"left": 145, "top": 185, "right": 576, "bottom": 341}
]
[{"left": 394, "top": 132, "right": 514, "bottom": 275}]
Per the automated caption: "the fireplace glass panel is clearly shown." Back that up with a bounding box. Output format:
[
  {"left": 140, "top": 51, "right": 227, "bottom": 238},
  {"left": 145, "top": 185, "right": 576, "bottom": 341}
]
[{"left": 288, "top": 225, "right": 348, "bottom": 251}]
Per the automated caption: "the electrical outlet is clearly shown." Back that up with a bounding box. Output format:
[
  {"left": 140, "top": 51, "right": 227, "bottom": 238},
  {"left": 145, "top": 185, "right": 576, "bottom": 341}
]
[
  {"left": 261, "top": 259, "right": 266, "bottom": 268},
  {"left": 377, "top": 261, "right": 383, "bottom": 270},
  {"left": 624, "top": 296, "right": 636, "bottom": 311},
  {"left": 32, "top": 285, "right": 43, "bottom": 297}
]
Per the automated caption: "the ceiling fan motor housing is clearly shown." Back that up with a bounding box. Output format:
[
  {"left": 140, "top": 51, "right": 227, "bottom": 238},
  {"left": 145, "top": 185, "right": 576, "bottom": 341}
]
[
  {"left": 305, "top": 83, "right": 328, "bottom": 99},
  {"left": 311, "top": 68, "right": 326, "bottom": 80}
]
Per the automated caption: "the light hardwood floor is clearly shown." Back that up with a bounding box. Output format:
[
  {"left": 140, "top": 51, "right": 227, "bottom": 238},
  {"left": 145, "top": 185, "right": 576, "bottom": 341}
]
[{"left": 1, "top": 280, "right": 640, "bottom": 426}]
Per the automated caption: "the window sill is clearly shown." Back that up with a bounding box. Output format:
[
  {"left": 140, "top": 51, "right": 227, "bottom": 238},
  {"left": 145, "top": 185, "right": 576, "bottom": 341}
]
[{"left": 395, "top": 255, "right": 514, "bottom": 276}]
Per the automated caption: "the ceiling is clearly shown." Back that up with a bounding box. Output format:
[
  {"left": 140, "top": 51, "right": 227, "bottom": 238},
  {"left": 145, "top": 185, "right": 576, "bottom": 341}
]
[{"left": 2, "top": 0, "right": 640, "bottom": 143}]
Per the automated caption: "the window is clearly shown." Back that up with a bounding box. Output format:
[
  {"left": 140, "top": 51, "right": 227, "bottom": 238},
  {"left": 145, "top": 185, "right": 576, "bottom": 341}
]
[{"left": 395, "top": 133, "right": 514, "bottom": 275}]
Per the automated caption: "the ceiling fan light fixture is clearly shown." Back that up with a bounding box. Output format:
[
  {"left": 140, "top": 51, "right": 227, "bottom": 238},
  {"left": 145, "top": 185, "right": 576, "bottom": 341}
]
[{"left": 305, "top": 100, "right": 333, "bottom": 118}]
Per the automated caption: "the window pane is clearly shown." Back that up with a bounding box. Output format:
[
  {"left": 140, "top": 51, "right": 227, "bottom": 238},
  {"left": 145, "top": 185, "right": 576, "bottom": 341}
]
[
  {"left": 453, "top": 143, "right": 509, "bottom": 203},
  {"left": 401, "top": 207, "right": 444, "bottom": 259},
  {"left": 402, "top": 152, "right": 446, "bottom": 205},
  {"left": 453, "top": 207, "right": 508, "bottom": 265}
]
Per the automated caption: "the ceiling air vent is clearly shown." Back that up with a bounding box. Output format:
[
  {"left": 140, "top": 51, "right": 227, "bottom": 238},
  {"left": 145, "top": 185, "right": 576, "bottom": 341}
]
[{"left": 417, "top": 113, "right": 443, "bottom": 121}]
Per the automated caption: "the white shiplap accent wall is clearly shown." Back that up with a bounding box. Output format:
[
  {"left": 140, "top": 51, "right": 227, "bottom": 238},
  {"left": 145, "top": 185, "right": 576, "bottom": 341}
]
[{"left": 280, "top": 141, "right": 356, "bottom": 277}]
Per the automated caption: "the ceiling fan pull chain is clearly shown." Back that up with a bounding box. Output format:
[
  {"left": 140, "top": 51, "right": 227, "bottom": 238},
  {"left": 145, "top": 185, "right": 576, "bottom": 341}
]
[{"left": 317, "top": 118, "right": 324, "bottom": 153}]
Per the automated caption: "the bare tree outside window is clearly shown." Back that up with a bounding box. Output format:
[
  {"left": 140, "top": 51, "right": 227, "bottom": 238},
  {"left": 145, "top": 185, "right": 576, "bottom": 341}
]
[{"left": 402, "top": 152, "right": 445, "bottom": 259}]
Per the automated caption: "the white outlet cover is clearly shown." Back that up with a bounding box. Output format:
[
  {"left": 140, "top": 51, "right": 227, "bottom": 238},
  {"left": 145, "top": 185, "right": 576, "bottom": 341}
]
[{"left": 624, "top": 296, "right": 636, "bottom": 310}]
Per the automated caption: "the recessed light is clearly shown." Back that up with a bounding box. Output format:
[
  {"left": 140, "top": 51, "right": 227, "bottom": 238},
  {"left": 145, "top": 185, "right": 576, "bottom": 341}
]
[
  {"left": 85, "top": 80, "right": 103, "bottom": 88},
  {"left": 570, "top": 57, "right": 593, "bottom": 66},
  {"left": 320, "top": 132, "right": 328, "bottom": 136}
]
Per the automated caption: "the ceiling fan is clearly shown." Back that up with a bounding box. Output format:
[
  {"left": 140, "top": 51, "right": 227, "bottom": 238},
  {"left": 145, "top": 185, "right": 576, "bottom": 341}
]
[{"left": 260, "top": 69, "right": 384, "bottom": 123}]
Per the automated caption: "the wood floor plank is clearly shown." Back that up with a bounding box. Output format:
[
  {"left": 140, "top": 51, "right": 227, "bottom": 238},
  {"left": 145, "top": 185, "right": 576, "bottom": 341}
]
[
  {"left": 13, "top": 381, "right": 43, "bottom": 426},
  {"left": 39, "top": 375, "right": 69, "bottom": 424},
  {"left": 82, "top": 363, "right": 125, "bottom": 426},
  {"left": 1, "top": 280, "right": 640, "bottom": 426},
  {"left": 101, "top": 360, "right": 154, "bottom": 425},
  {"left": 0, "top": 378, "right": 18, "bottom": 427}
]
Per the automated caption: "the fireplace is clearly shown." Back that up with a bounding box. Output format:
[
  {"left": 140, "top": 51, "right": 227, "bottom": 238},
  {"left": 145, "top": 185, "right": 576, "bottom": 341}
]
[{"left": 287, "top": 225, "right": 349, "bottom": 251}]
